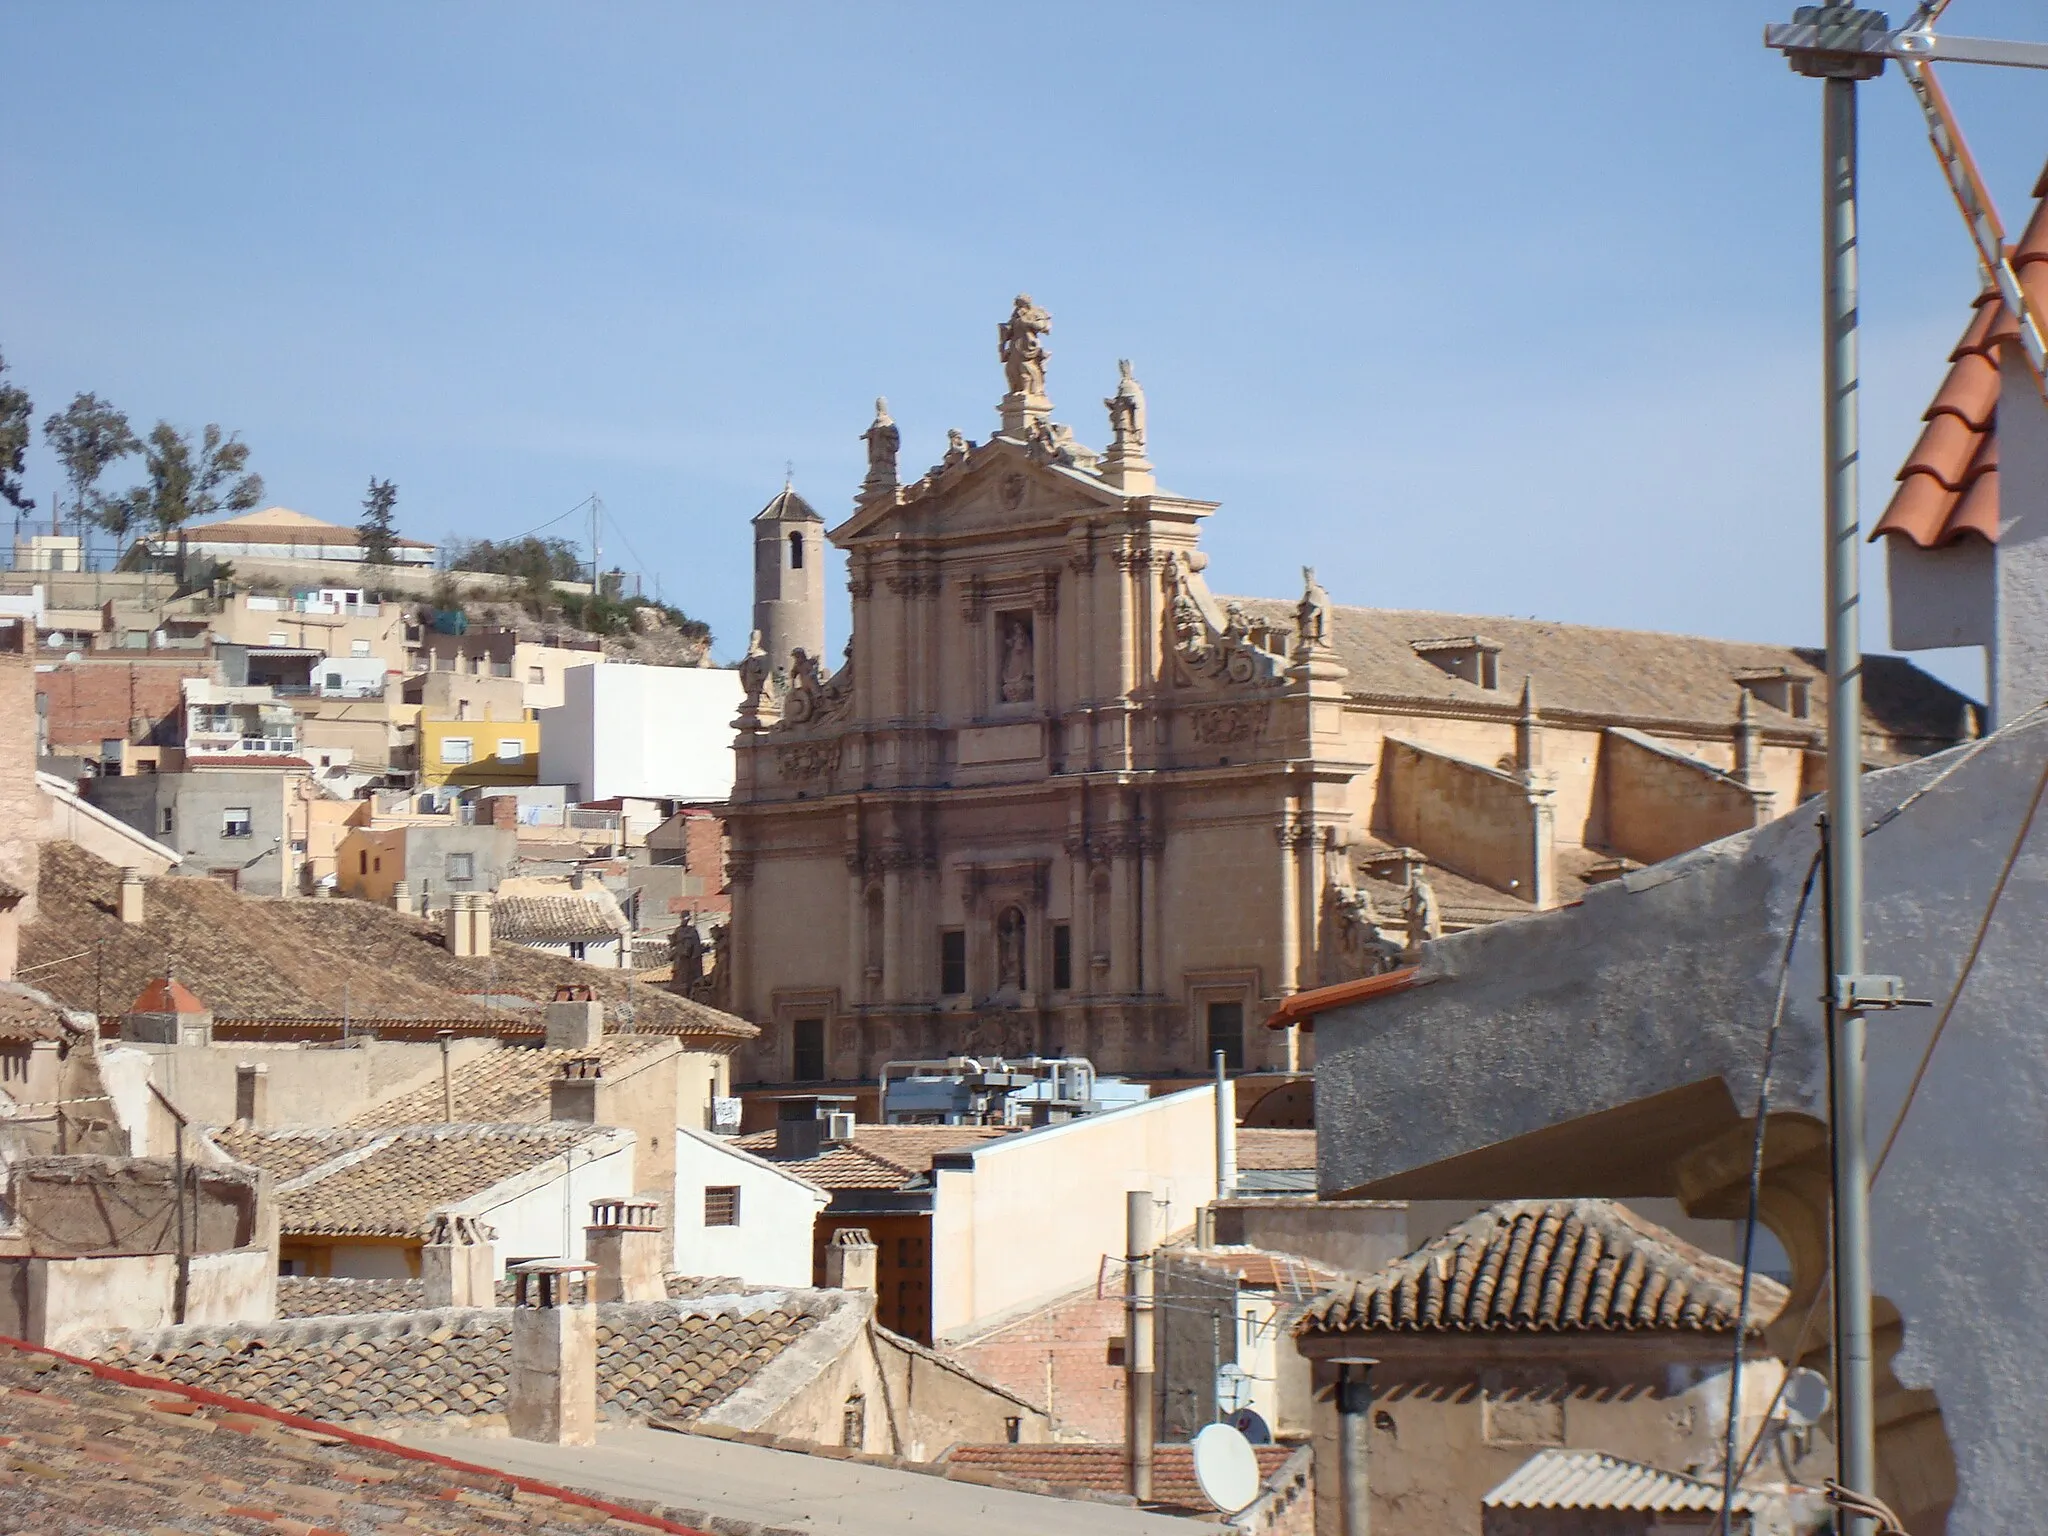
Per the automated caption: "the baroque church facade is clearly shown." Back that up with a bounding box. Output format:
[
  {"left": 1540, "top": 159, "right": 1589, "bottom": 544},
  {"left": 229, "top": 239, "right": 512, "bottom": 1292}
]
[{"left": 722, "top": 300, "right": 1972, "bottom": 1090}]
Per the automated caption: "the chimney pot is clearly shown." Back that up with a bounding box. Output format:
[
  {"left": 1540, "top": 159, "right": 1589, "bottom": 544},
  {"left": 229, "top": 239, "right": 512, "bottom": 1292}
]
[
  {"left": 506, "top": 1260, "right": 598, "bottom": 1446},
  {"left": 420, "top": 1214, "right": 496, "bottom": 1308},
  {"left": 823, "top": 1227, "right": 878, "bottom": 1293},
  {"left": 585, "top": 1199, "right": 665, "bottom": 1303},
  {"left": 391, "top": 879, "right": 413, "bottom": 915},
  {"left": 117, "top": 867, "right": 145, "bottom": 926},
  {"left": 544, "top": 990, "right": 604, "bottom": 1049},
  {"left": 549, "top": 1056, "right": 605, "bottom": 1123}
]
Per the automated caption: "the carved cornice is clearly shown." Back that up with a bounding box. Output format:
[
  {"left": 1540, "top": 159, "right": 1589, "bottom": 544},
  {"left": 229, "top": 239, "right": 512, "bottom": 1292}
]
[
  {"left": 1187, "top": 701, "right": 1267, "bottom": 746},
  {"left": 725, "top": 852, "right": 756, "bottom": 887},
  {"left": 775, "top": 739, "right": 842, "bottom": 780}
]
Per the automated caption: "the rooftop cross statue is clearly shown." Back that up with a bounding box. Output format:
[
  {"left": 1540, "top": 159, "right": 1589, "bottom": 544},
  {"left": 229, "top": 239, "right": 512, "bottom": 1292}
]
[
  {"left": 1296, "top": 566, "right": 1331, "bottom": 654},
  {"left": 860, "top": 397, "right": 899, "bottom": 499},
  {"left": 998, "top": 294, "right": 1052, "bottom": 399},
  {"left": 1105, "top": 359, "right": 1146, "bottom": 454}
]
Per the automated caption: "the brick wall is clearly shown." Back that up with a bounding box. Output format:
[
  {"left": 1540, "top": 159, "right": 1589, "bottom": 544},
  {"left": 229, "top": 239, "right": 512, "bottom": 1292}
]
[
  {"left": 37, "top": 659, "right": 208, "bottom": 754},
  {"left": 0, "top": 646, "right": 48, "bottom": 949},
  {"left": 948, "top": 1289, "right": 1128, "bottom": 1443}
]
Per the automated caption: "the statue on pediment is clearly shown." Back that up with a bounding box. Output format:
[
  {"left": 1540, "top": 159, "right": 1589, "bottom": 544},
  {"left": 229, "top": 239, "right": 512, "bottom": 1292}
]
[
  {"left": 1404, "top": 876, "right": 1441, "bottom": 950},
  {"left": 861, "top": 398, "right": 900, "bottom": 499},
  {"left": 1296, "top": 566, "right": 1331, "bottom": 653},
  {"left": 1105, "top": 359, "right": 1146, "bottom": 453},
  {"left": 670, "top": 920, "right": 705, "bottom": 996},
  {"left": 1321, "top": 877, "right": 1405, "bottom": 982},
  {"left": 999, "top": 295, "right": 1052, "bottom": 398}
]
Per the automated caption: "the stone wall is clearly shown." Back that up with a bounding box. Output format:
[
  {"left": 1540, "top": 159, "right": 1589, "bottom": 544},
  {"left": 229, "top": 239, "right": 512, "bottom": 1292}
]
[
  {"left": 0, "top": 1156, "right": 264, "bottom": 1257},
  {"left": 1378, "top": 738, "right": 1545, "bottom": 900},
  {"left": 1595, "top": 728, "right": 1765, "bottom": 867},
  {"left": 1209, "top": 1198, "right": 1409, "bottom": 1277}
]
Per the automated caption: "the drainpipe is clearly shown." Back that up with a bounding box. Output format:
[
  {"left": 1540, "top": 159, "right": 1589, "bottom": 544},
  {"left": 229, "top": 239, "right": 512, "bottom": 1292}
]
[
  {"left": 1214, "top": 1049, "right": 1237, "bottom": 1205},
  {"left": 1125, "top": 1189, "right": 1156, "bottom": 1502},
  {"left": 1333, "top": 1355, "right": 1377, "bottom": 1536}
]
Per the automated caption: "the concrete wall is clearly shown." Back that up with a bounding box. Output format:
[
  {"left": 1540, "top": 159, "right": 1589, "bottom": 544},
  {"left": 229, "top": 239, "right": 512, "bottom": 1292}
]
[
  {"left": 1596, "top": 728, "right": 1766, "bottom": 868},
  {"left": 37, "top": 775, "right": 180, "bottom": 876},
  {"left": 1888, "top": 537, "right": 1994, "bottom": 654},
  {"left": 540, "top": 664, "right": 741, "bottom": 803},
  {"left": 1209, "top": 1198, "right": 1409, "bottom": 1277},
  {"left": 1997, "top": 349, "right": 2048, "bottom": 727},
  {"left": 88, "top": 770, "right": 296, "bottom": 895},
  {"left": 1379, "top": 738, "right": 1543, "bottom": 900},
  {"left": 928, "top": 1085, "right": 1218, "bottom": 1342},
  {"left": 0, "top": 1156, "right": 264, "bottom": 1257},
  {"left": 672, "top": 1125, "right": 826, "bottom": 1285}
]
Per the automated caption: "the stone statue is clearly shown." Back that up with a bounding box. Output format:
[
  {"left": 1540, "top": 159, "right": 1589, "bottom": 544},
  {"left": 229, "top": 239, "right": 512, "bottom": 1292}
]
[
  {"left": 1322, "top": 879, "right": 1404, "bottom": 982},
  {"left": 945, "top": 428, "right": 970, "bottom": 464},
  {"left": 670, "top": 920, "right": 704, "bottom": 995},
  {"left": 1404, "top": 876, "right": 1441, "bottom": 951},
  {"left": 861, "top": 398, "right": 900, "bottom": 497},
  {"left": 737, "top": 629, "right": 774, "bottom": 702},
  {"left": 996, "top": 907, "right": 1027, "bottom": 990},
  {"left": 998, "top": 613, "right": 1035, "bottom": 703},
  {"left": 999, "top": 294, "right": 1052, "bottom": 397},
  {"left": 1105, "top": 359, "right": 1146, "bottom": 452},
  {"left": 1296, "top": 566, "right": 1330, "bottom": 652}
]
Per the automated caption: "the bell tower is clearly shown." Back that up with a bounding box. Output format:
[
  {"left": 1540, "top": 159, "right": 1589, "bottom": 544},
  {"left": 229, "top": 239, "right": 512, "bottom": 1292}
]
[{"left": 751, "top": 483, "right": 826, "bottom": 676}]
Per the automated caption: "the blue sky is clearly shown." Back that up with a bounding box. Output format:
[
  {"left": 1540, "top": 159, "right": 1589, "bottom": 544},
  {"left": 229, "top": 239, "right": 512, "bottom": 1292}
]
[{"left": 5, "top": 3, "right": 2046, "bottom": 695}]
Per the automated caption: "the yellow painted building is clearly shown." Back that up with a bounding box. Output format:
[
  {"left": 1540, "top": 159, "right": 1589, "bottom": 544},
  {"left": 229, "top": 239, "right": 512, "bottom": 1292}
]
[{"left": 417, "top": 714, "right": 540, "bottom": 792}]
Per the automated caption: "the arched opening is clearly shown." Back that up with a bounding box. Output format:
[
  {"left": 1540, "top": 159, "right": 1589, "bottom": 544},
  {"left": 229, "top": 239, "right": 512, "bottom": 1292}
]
[{"left": 789, "top": 530, "right": 805, "bottom": 569}]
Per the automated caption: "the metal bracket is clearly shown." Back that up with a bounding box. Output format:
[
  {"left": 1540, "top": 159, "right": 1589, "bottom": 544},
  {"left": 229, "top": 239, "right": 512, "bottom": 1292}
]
[{"left": 1831, "top": 974, "right": 1934, "bottom": 1011}]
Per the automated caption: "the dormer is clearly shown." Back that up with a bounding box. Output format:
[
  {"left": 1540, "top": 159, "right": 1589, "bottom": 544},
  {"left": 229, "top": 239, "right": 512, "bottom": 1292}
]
[
  {"left": 1412, "top": 635, "right": 1502, "bottom": 690},
  {"left": 1735, "top": 668, "right": 1813, "bottom": 720}
]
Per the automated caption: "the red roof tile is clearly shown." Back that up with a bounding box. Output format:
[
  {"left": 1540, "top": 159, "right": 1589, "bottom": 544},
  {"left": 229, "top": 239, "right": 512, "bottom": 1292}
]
[
  {"left": 126, "top": 976, "right": 208, "bottom": 1015},
  {"left": 946, "top": 1442, "right": 1295, "bottom": 1510}
]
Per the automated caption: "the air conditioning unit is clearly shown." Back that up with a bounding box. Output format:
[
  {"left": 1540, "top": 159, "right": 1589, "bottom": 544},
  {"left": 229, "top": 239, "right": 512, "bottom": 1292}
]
[{"left": 823, "top": 1111, "right": 857, "bottom": 1144}]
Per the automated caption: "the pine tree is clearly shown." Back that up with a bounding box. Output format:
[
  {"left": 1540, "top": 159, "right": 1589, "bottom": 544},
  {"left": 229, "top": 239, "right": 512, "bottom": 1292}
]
[{"left": 357, "top": 477, "right": 399, "bottom": 565}]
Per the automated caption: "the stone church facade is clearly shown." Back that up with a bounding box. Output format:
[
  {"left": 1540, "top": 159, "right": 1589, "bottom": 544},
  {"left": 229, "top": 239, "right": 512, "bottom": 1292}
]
[{"left": 724, "top": 300, "right": 1972, "bottom": 1090}]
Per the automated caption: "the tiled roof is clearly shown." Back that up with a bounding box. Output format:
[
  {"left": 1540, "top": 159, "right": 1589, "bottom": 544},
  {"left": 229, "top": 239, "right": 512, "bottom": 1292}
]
[
  {"left": 945, "top": 1443, "right": 1294, "bottom": 1511},
  {"left": 1236, "top": 1128, "right": 1316, "bottom": 1170},
  {"left": 350, "top": 1036, "right": 677, "bottom": 1127},
  {"left": 1873, "top": 184, "right": 2048, "bottom": 550},
  {"left": 1175, "top": 1246, "right": 1343, "bottom": 1294},
  {"left": 1484, "top": 1449, "right": 1758, "bottom": 1514},
  {"left": 20, "top": 842, "right": 755, "bottom": 1045},
  {"left": 213, "top": 1123, "right": 614, "bottom": 1237},
  {"left": 1225, "top": 598, "right": 1970, "bottom": 749},
  {"left": 0, "top": 1341, "right": 707, "bottom": 1534},
  {"left": 275, "top": 1272, "right": 756, "bottom": 1318},
  {"left": 0, "top": 983, "right": 88, "bottom": 1044},
  {"left": 127, "top": 976, "right": 208, "bottom": 1015},
  {"left": 1296, "top": 1199, "right": 1786, "bottom": 1337},
  {"left": 100, "top": 1296, "right": 829, "bottom": 1430},
  {"left": 494, "top": 894, "right": 627, "bottom": 945},
  {"left": 732, "top": 1124, "right": 1015, "bottom": 1190}
]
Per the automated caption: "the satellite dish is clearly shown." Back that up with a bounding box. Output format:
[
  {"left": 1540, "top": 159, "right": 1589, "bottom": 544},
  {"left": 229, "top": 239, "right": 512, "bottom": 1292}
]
[
  {"left": 1230, "top": 1407, "right": 1273, "bottom": 1445},
  {"left": 1216, "top": 1362, "right": 1254, "bottom": 1415},
  {"left": 1781, "top": 1367, "right": 1831, "bottom": 1428},
  {"left": 1191, "top": 1421, "right": 1261, "bottom": 1515}
]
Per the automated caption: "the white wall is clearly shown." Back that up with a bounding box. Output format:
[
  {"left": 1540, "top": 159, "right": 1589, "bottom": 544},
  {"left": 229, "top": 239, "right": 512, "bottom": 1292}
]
[
  {"left": 454, "top": 1131, "right": 636, "bottom": 1277},
  {"left": 673, "top": 1126, "right": 827, "bottom": 1285},
  {"left": 929, "top": 1085, "right": 1220, "bottom": 1341},
  {"left": 539, "top": 665, "right": 741, "bottom": 803}
]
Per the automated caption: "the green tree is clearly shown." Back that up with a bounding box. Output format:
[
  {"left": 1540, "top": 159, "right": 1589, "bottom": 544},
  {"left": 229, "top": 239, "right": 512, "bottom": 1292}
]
[
  {"left": 135, "top": 421, "right": 263, "bottom": 537},
  {"left": 357, "top": 476, "right": 398, "bottom": 564},
  {"left": 0, "top": 349, "right": 33, "bottom": 514},
  {"left": 43, "top": 393, "right": 141, "bottom": 536}
]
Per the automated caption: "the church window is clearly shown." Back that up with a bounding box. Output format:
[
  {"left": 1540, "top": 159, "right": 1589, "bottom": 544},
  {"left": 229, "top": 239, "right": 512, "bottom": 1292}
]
[
  {"left": 789, "top": 531, "right": 805, "bottom": 569},
  {"left": 1052, "top": 923, "right": 1072, "bottom": 991},
  {"left": 1206, "top": 1000, "right": 1245, "bottom": 1070},
  {"left": 940, "top": 930, "right": 967, "bottom": 996},
  {"left": 793, "top": 1017, "right": 826, "bottom": 1082}
]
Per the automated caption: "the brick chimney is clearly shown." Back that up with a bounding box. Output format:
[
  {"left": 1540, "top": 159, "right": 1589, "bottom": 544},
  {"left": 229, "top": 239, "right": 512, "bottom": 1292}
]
[
  {"left": 545, "top": 985, "right": 603, "bottom": 1049},
  {"left": 585, "top": 1199, "right": 664, "bottom": 1303},
  {"left": 823, "top": 1227, "right": 877, "bottom": 1293},
  {"left": 549, "top": 1055, "right": 605, "bottom": 1124},
  {"left": 117, "top": 867, "right": 145, "bottom": 926},
  {"left": 233, "top": 1063, "right": 268, "bottom": 1127},
  {"left": 507, "top": 1260, "right": 598, "bottom": 1446},
  {"left": 421, "top": 1214, "right": 496, "bottom": 1309}
]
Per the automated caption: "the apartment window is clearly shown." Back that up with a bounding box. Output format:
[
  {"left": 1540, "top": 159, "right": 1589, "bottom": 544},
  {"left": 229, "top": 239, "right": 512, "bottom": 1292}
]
[
  {"left": 441, "top": 737, "right": 473, "bottom": 765},
  {"left": 221, "top": 806, "right": 253, "bottom": 839},
  {"left": 446, "top": 852, "right": 475, "bottom": 883},
  {"left": 325, "top": 672, "right": 343, "bottom": 690},
  {"left": 359, "top": 851, "right": 369, "bottom": 876},
  {"left": 789, "top": 530, "right": 806, "bottom": 569},
  {"left": 1206, "top": 1000, "right": 1245, "bottom": 1070},
  {"left": 350, "top": 639, "right": 371, "bottom": 657},
  {"left": 491, "top": 659, "right": 512, "bottom": 677},
  {"left": 792, "top": 1017, "right": 826, "bottom": 1082},
  {"left": 455, "top": 700, "right": 470, "bottom": 721},
  {"left": 528, "top": 666, "right": 545, "bottom": 685},
  {"left": 1052, "top": 923, "right": 1072, "bottom": 991},
  {"left": 159, "top": 807, "right": 174, "bottom": 835},
  {"left": 939, "top": 930, "right": 967, "bottom": 996},
  {"left": 704, "top": 1186, "right": 740, "bottom": 1227},
  {"left": 497, "top": 738, "right": 525, "bottom": 763}
]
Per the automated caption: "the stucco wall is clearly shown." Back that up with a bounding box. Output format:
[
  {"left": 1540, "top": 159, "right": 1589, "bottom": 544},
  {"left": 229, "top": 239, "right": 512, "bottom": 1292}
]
[
  {"left": 1597, "top": 728, "right": 1764, "bottom": 868},
  {"left": 1996, "top": 349, "right": 2048, "bottom": 728},
  {"left": 539, "top": 664, "right": 741, "bottom": 804},
  {"left": 928, "top": 1085, "right": 1218, "bottom": 1341},
  {"left": 1209, "top": 1198, "right": 1409, "bottom": 1277},
  {"left": 455, "top": 1134, "right": 635, "bottom": 1276},
  {"left": 1379, "top": 737, "right": 1541, "bottom": 897},
  {"left": 129, "top": 1036, "right": 501, "bottom": 1136},
  {"left": 672, "top": 1126, "right": 825, "bottom": 1285}
]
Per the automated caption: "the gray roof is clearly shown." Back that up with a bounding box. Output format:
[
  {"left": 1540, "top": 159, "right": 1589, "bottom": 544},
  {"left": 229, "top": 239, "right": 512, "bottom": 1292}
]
[
  {"left": 1484, "top": 1449, "right": 1757, "bottom": 1513},
  {"left": 753, "top": 487, "right": 823, "bottom": 524}
]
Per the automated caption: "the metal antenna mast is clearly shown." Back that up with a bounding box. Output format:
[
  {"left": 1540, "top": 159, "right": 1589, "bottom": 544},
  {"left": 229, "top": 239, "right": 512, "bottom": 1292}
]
[{"left": 1762, "top": 7, "right": 2048, "bottom": 1531}]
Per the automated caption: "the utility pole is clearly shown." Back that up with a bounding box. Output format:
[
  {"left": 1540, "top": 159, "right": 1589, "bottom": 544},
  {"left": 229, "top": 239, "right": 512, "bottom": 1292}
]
[{"left": 1124, "top": 1189, "right": 1156, "bottom": 1502}]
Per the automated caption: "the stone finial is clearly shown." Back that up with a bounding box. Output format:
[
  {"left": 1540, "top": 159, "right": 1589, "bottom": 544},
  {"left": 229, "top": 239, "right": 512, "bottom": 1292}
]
[
  {"left": 997, "top": 294, "right": 1053, "bottom": 434},
  {"left": 1515, "top": 675, "right": 1542, "bottom": 779},
  {"left": 860, "top": 398, "right": 900, "bottom": 502}
]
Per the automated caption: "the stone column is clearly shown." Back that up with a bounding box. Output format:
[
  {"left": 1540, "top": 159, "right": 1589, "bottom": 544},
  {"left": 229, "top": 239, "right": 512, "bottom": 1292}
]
[
  {"left": 1108, "top": 841, "right": 1137, "bottom": 998},
  {"left": 1138, "top": 820, "right": 1164, "bottom": 999},
  {"left": 882, "top": 855, "right": 907, "bottom": 1007},
  {"left": 508, "top": 1261, "right": 598, "bottom": 1447},
  {"left": 1295, "top": 820, "right": 1322, "bottom": 998},
  {"left": 584, "top": 1199, "right": 665, "bottom": 1303},
  {"left": 844, "top": 844, "right": 867, "bottom": 1010},
  {"left": 1275, "top": 806, "right": 1301, "bottom": 998}
]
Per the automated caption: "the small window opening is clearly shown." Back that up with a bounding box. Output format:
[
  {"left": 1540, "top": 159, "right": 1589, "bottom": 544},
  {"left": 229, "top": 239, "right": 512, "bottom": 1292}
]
[{"left": 789, "top": 531, "right": 805, "bottom": 570}]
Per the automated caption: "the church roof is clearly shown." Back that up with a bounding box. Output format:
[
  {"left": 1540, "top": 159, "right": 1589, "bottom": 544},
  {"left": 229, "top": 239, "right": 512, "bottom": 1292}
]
[
  {"left": 1872, "top": 161, "right": 2048, "bottom": 551},
  {"left": 753, "top": 487, "right": 822, "bottom": 524}
]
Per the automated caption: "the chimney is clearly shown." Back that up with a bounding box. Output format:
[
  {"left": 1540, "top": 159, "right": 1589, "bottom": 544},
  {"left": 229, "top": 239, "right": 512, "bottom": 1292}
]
[
  {"left": 420, "top": 1213, "right": 496, "bottom": 1308},
  {"left": 1332, "top": 1356, "right": 1378, "bottom": 1536},
  {"left": 550, "top": 1055, "right": 605, "bottom": 1124},
  {"left": 545, "top": 985, "right": 603, "bottom": 1050},
  {"left": 234, "top": 1063, "right": 268, "bottom": 1127},
  {"left": 584, "top": 1199, "right": 664, "bottom": 1303},
  {"left": 474, "top": 891, "right": 492, "bottom": 955},
  {"left": 823, "top": 1227, "right": 877, "bottom": 1293},
  {"left": 391, "top": 879, "right": 414, "bottom": 915},
  {"left": 117, "top": 867, "right": 145, "bottom": 926},
  {"left": 445, "top": 892, "right": 473, "bottom": 957},
  {"left": 1734, "top": 688, "right": 1762, "bottom": 787},
  {"left": 507, "top": 1260, "right": 598, "bottom": 1447}
]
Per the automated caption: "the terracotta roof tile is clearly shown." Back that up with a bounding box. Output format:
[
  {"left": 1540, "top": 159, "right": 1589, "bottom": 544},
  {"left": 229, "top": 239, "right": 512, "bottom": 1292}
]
[
  {"left": 732, "top": 1124, "right": 1015, "bottom": 1190},
  {"left": 1296, "top": 1199, "right": 1786, "bottom": 1337},
  {"left": 1235, "top": 1128, "right": 1316, "bottom": 1171},
  {"left": 945, "top": 1442, "right": 1294, "bottom": 1510},
  {"left": 0, "top": 1341, "right": 706, "bottom": 1533},
  {"left": 0, "top": 984, "right": 88, "bottom": 1044},
  {"left": 213, "top": 1123, "right": 613, "bottom": 1237},
  {"left": 126, "top": 976, "right": 208, "bottom": 1015},
  {"left": 19, "top": 842, "right": 755, "bottom": 1046},
  {"left": 275, "top": 1272, "right": 759, "bottom": 1318},
  {"left": 100, "top": 1296, "right": 830, "bottom": 1430},
  {"left": 493, "top": 894, "right": 626, "bottom": 945}
]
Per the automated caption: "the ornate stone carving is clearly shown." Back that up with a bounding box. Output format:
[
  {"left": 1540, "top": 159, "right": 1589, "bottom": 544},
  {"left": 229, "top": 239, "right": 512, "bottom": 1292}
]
[
  {"left": 1105, "top": 359, "right": 1147, "bottom": 456},
  {"left": 1404, "top": 876, "right": 1442, "bottom": 950},
  {"left": 995, "top": 906, "right": 1027, "bottom": 990},
  {"left": 707, "top": 922, "right": 730, "bottom": 1008},
  {"left": 945, "top": 428, "right": 971, "bottom": 465},
  {"left": 998, "top": 294, "right": 1052, "bottom": 399},
  {"left": 776, "top": 739, "right": 842, "bottom": 780},
  {"left": 736, "top": 629, "right": 781, "bottom": 729},
  {"left": 775, "top": 647, "right": 854, "bottom": 732},
  {"left": 1163, "top": 552, "right": 1287, "bottom": 692},
  {"left": 725, "top": 852, "right": 756, "bottom": 888},
  {"left": 1320, "top": 879, "right": 1405, "bottom": 984},
  {"left": 1295, "top": 566, "right": 1331, "bottom": 655},
  {"left": 669, "top": 920, "right": 706, "bottom": 997},
  {"left": 1033, "top": 570, "right": 1060, "bottom": 615},
  {"left": 861, "top": 398, "right": 900, "bottom": 500},
  {"left": 998, "top": 612, "right": 1035, "bottom": 704},
  {"left": 1188, "top": 702, "right": 1266, "bottom": 745},
  {"left": 960, "top": 575, "right": 988, "bottom": 622},
  {"left": 1000, "top": 472, "right": 1027, "bottom": 511}
]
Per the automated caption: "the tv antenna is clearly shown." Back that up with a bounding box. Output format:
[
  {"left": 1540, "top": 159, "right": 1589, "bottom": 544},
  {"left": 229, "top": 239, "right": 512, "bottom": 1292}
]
[{"left": 1761, "top": 7, "right": 2048, "bottom": 1534}]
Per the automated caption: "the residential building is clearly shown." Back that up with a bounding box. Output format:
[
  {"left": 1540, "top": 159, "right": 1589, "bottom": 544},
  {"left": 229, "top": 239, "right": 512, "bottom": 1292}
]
[
  {"left": 333, "top": 819, "right": 514, "bottom": 905},
  {"left": 673, "top": 1123, "right": 830, "bottom": 1286},
  {"left": 633, "top": 805, "right": 730, "bottom": 944},
  {"left": 207, "top": 586, "right": 414, "bottom": 671},
  {"left": 723, "top": 303, "right": 1972, "bottom": 1093},
  {"left": 418, "top": 623, "right": 608, "bottom": 711},
  {"left": 539, "top": 662, "right": 742, "bottom": 803},
  {"left": 33, "top": 652, "right": 217, "bottom": 762},
  {"left": 179, "top": 675, "right": 302, "bottom": 762},
  {"left": 86, "top": 764, "right": 311, "bottom": 894},
  {"left": 145, "top": 505, "right": 437, "bottom": 567},
  {"left": 407, "top": 670, "right": 539, "bottom": 796},
  {"left": 1293, "top": 1201, "right": 1797, "bottom": 1536}
]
